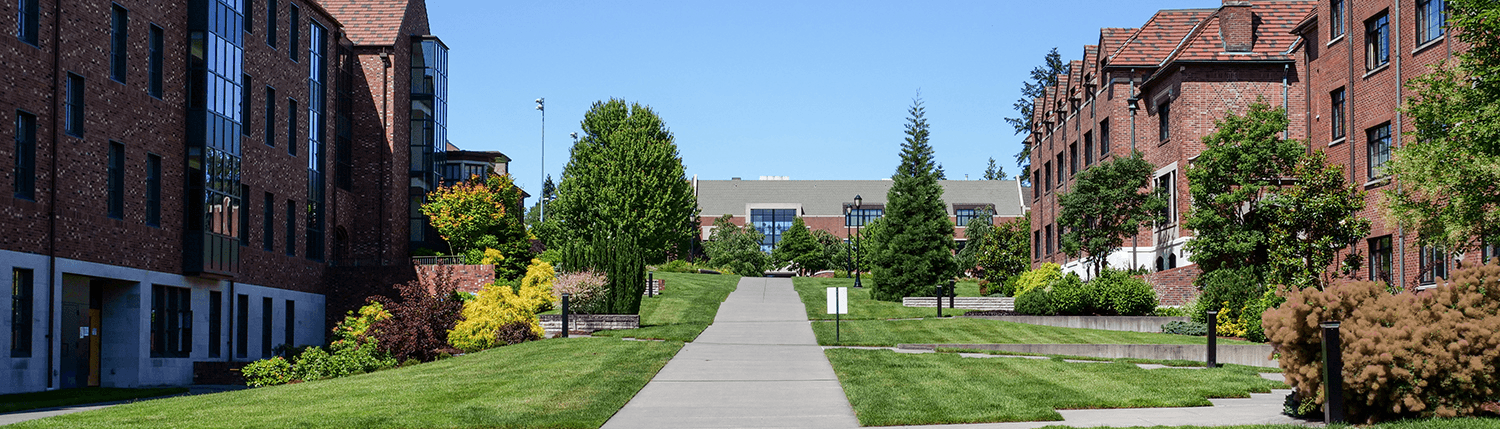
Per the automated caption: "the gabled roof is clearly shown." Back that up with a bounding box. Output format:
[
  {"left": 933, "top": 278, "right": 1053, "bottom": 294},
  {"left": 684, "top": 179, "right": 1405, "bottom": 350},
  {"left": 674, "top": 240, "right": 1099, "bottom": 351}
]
[
  {"left": 1098, "top": 28, "right": 1137, "bottom": 63},
  {"left": 321, "top": 0, "right": 418, "bottom": 46},
  {"left": 1106, "top": 9, "right": 1215, "bottom": 67},
  {"left": 1080, "top": 45, "right": 1098, "bottom": 87},
  {"left": 1163, "top": 0, "right": 1315, "bottom": 62}
]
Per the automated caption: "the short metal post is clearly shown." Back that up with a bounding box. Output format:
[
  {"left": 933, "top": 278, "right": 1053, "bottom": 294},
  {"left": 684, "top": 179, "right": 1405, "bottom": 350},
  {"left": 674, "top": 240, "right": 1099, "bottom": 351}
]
[
  {"left": 648, "top": 272, "right": 655, "bottom": 297},
  {"left": 935, "top": 285, "right": 944, "bottom": 318},
  {"left": 1206, "top": 310, "right": 1218, "bottom": 368},
  {"left": 1322, "top": 321, "right": 1345, "bottom": 424},
  {"left": 948, "top": 280, "right": 956, "bottom": 309},
  {"left": 561, "top": 293, "right": 571, "bottom": 338}
]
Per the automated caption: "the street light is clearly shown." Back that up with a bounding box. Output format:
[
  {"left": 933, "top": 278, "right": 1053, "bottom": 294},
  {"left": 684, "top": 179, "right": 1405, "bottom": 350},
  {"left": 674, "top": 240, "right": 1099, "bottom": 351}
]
[
  {"left": 854, "top": 194, "right": 863, "bottom": 288},
  {"left": 845, "top": 204, "right": 853, "bottom": 278},
  {"left": 536, "top": 98, "right": 545, "bottom": 222}
]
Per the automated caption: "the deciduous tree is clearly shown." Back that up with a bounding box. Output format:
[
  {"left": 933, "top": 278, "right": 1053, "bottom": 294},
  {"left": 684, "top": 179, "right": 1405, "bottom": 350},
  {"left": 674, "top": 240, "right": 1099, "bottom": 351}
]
[{"left": 1058, "top": 150, "right": 1165, "bottom": 276}]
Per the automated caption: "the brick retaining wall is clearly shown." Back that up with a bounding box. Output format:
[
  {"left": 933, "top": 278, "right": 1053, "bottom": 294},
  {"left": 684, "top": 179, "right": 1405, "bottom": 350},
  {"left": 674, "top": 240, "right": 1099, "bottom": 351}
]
[
  {"left": 902, "top": 297, "right": 1014, "bottom": 311},
  {"left": 539, "top": 314, "right": 640, "bottom": 336}
]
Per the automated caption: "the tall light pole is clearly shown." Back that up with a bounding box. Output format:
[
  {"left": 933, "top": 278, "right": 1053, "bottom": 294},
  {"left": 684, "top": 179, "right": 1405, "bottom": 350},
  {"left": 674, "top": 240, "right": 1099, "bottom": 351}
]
[
  {"left": 853, "top": 194, "right": 863, "bottom": 288},
  {"left": 536, "top": 98, "right": 545, "bottom": 222}
]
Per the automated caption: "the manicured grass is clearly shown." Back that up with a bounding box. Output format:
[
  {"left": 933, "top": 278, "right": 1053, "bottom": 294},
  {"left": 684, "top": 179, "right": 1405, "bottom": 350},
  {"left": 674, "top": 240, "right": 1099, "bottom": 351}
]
[
  {"left": 791, "top": 277, "right": 980, "bottom": 320},
  {"left": 12, "top": 338, "right": 681, "bottom": 429},
  {"left": 0, "top": 387, "right": 187, "bottom": 414},
  {"left": 811, "top": 317, "right": 1258, "bottom": 346},
  {"left": 588, "top": 272, "right": 740, "bottom": 342},
  {"left": 1039, "top": 418, "right": 1500, "bottom": 429},
  {"left": 936, "top": 347, "right": 1282, "bottom": 373},
  {"left": 827, "top": 348, "right": 1282, "bottom": 426}
]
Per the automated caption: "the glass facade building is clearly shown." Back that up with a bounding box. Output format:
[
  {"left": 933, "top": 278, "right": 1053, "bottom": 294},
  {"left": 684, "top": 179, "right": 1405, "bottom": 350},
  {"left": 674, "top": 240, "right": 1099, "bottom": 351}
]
[
  {"left": 409, "top": 36, "right": 448, "bottom": 243},
  {"left": 305, "top": 20, "right": 327, "bottom": 261},
  {"left": 184, "top": 0, "right": 245, "bottom": 277},
  {"left": 751, "top": 209, "right": 796, "bottom": 253}
]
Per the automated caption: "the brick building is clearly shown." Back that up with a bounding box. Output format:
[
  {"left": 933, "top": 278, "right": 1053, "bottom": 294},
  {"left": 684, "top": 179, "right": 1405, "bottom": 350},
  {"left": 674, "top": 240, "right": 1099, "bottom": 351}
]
[
  {"left": 1027, "top": 0, "right": 1315, "bottom": 304},
  {"left": 694, "top": 177, "right": 1029, "bottom": 253},
  {"left": 2, "top": 0, "right": 450, "bottom": 393}
]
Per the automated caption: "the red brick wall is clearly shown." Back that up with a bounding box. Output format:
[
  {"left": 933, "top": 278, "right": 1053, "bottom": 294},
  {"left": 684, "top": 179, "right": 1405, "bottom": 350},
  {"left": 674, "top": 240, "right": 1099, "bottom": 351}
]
[
  {"left": 1145, "top": 265, "right": 1202, "bottom": 306},
  {"left": 415, "top": 264, "right": 494, "bottom": 294}
]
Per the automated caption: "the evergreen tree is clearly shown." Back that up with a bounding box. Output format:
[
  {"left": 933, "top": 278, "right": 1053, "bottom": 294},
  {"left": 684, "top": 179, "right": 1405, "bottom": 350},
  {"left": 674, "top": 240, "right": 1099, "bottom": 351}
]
[
  {"left": 983, "top": 157, "right": 1008, "bottom": 180},
  {"left": 955, "top": 207, "right": 995, "bottom": 276},
  {"left": 869, "top": 97, "right": 958, "bottom": 301},
  {"left": 1004, "top": 47, "right": 1067, "bottom": 179},
  {"left": 771, "top": 218, "right": 821, "bottom": 275}
]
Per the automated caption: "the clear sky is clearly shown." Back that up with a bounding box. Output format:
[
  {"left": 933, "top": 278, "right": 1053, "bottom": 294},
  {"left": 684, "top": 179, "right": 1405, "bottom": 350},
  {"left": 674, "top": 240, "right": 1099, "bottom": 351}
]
[{"left": 428, "top": 0, "right": 1200, "bottom": 196}]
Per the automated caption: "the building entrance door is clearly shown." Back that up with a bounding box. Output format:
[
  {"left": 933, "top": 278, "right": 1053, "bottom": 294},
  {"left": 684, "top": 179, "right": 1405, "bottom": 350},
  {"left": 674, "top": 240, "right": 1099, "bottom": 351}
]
[{"left": 59, "top": 275, "right": 102, "bottom": 388}]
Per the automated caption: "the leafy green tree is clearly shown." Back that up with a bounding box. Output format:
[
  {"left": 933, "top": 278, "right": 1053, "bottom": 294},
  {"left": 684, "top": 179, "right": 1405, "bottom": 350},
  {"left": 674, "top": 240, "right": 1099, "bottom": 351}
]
[
  {"left": 1183, "top": 103, "right": 1305, "bottom": 277},
  {"left": 772, "top": 217, "right": 822, "bottom": 275},
  {"left": 523, "top": 175, "right": 555, "bottom": 230},
  {"left": 703, "top": 215, "right": 769, "bottom": 276},
  {"left": 1386, "top": 0, "right": 1500, "bottom": 257},
  {"left": 1004, "top": 47, "right": 1066, "bottom": 180},
  {"left": 811, "top": 229, "right": 845, "bottom": 274},
  {"left": 869, "top": 97, "right": 958, "bottom": 301},
  {"left": 956, "top": 207, "right": 995, "bottom": 277},
  {"left": 979, "top": 214, "right": 1032, "bottom": 285},
  {"left": 481, "top": 174, "right": 534, "bottom": 281},
  {"left": 1264, "top": 151, "right": 1370, "bottom": 290},
  {"left": 548, "top": 99, "right": 699, "bottom": 263},
  {"left": 983, "top": 157, "right": 1008, "bottom": 180},
  {"left": 421, "top": 179, "right": 508, "bottom": 256},
  {"left": 1058, "top": 150, "right": 1165, "bottom": 276}
]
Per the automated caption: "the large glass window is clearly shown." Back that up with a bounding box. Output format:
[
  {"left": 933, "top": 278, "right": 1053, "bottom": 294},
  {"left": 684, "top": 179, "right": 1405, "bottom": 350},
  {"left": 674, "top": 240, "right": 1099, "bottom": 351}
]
[
  {"left": 150, "top": 285, "right": 192, "bottom": 358},
  {"left": 306, "top": 21, "right": 326, "bottom": 261},
  {"left": 752, "top": 209, "right": 797, "bottom": 252},
  {"left": 1421, "top": 244, "right": 1448, "bottom": 284},
  {"left": 17, "top": 0, "right": 38, "bottom": 45},
  {"left": 108, "top": 142, "right": 124, "bottom": 219},
  {"left": 1417, "top": 0, "right": 1445, "bottom": 45},
  {"left": 1366, "top": 12, "right": 1390, "bottom": 70},
  {"left": 147, "top": 153, "right": 161, "bottom": 226},
  {"left": 1099, "top": 118, "right": 1110, "bottom": 156},
  {"left": 409, "top": 37, "right": 449, "bottom": 193},
  {"left": 1156, "top": 171, "right": 1175, "bottom": 227},
  {"left": 110, "top": 5, "right": 128, "bottom": 83},
  {"left": 955, "top": 206, "right": 990, "bottom": 228},
  {"left": 1369, "top": 236, "right": 1392, "bottom": 284},
  {"left": 1367, "top": 123, "right": 1391, "bottom": 180},
  {"left": 844, "top": 208, "right": 883, "bottom": 227},
  {"left": 1331, "top": 88, "right": 1346, "bottom": 141},
  {"left": 186, "top": 0, "right": 245, "bottom": 276},
  {"left": 11, "top": 268, "right": 32, "bottom": 357},
  {"left": 65, "top": 74, "right": 83, "bottom": 137},
  {"left": 14, "top": 111, "right": 35, "bottom": 200},
  {"left": 149, "top": 25, "right": 163, "bottom": 97}
]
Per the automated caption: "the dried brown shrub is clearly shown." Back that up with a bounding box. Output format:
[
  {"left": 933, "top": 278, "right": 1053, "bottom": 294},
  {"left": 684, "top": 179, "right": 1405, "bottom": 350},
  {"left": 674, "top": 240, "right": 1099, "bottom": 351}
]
[{"left": 1263, "top": 262, "right": 1500, "bottom": 422}]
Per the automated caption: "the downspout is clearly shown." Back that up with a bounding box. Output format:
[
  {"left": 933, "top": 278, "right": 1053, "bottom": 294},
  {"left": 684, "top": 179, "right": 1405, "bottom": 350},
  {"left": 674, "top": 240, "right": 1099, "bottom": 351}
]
[
  {"left": 46, "top": 0, "right": 62, "bottom": 390},
  {"left": 378, "top": 50, "right": 390, "bottom": 265},
  {"left": 1129, "top": 70, "right": 1139, "bottom": 271},
  {"left": 1392, "top": 3, "right": 1406, "bottom": 289},
  {"left": 1282, "top": 63, "right": 1289, "bottom": 139}
]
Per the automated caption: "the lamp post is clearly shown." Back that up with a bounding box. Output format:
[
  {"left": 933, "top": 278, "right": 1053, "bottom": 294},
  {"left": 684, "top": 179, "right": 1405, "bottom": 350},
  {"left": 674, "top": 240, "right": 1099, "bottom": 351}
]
[
  {"left": 845, "top": 204, "right": 853, "bottom": 277},
  {"left": 536, "top": 98, "right": 545, "bottom": 222},
  {"left": 854, "top": 194, "right": 863, "bottom": 288}
]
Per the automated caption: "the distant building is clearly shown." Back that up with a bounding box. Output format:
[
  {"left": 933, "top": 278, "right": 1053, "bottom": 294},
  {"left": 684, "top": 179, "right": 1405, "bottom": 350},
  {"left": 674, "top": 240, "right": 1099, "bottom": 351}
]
[{"left": 693, "top": 178, "right": 1030, "bottom": 253}]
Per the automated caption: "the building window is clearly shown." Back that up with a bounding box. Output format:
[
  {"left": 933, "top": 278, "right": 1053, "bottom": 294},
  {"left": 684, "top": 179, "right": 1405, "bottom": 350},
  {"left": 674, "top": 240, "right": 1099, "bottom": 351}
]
[
  {"left": 1098, "top": 118, "right": 1110, "bottom": 156},
  {"left": 288, "top": 5, "right": 299, "bottom": 61},
  {"left": 955, "top": 208, "right": 987, "bottom": 228},
  {"left": 1482, "top": 241, "right": 1499, "bottom": 264},
  {"left": 1367, "top": 123, "right": 1391, "bottom": 180},
  {"left": 110, "top": 5, "right": 128, "bottom": 83},
  {"left": 1045, "top": 224, "right": 1054, "bottom": 255},
  {"left": 1331, "top": 0, "right": 1345, "bottom": 38},
  {"left": 1369, "top": 236, "right": 1392, "bottom": 284},
  {"left": 844, "top": 207, "right": 883, "bottom": 227},
  {"left": 263, "top": 192, "right": 274, "bottom": 251},
  {"left": 1366, "top": 12, "right": 1390, "bottom": 70},
  {"left": 150, "top": 285, "right": 192, "bottom": 358},
  {"left": 209, "top": 290, "right": 222, "bottom": 358},
  {"left": 1055, "top": 153, "right": 1064, "bottom": 185},
  {"left": 1157, "top": 100, "right": 1171, "bottom": 142},
  {"left": 285, "top": 199, "right": 295, "bottom": 256},
  {"left": 65, "top": 74, "right": 83, "bottom": 137},
  {"left": 1421, "top": 244, "right": 1448, "bottom": 284},
  {"left": 10, "top": 268, "right": 32, "bottom": 357},
  {"left": 260, "top": 297, "right": 272, "bottom": 358},
  {"left": 752, "top": 208, "right": 797, "bottom": 252},
  {"left": 241, "top": 75, "right": 252, "bottom": 135},
  {"left": 1417, "top": 0, "right": 1445, "bottom": 45},
  {"left": 1033, "top": 230, "right": 1041, "bottom": 259},
  {"left": 1330, "top": 88, "right": 1346, "bottom": 141},
  {"left": 235, "top": 294, "right": 248, "bottom": 358},
  {"left": 410, "top": 37, "right": 449, "bottom": 194},
  {"left": 266, "top": 0, "right": 277, "bottom": 48},
  {"left": 149, "top": 25, "right": 163, "bottom": 97},
  {"left": 409, "top": 194, "right": 425, "bottom": 242},
  {"left": 284, "top": 300, "right": 295, "bottom": 347},
  {"left": 108, "top": 142, "right": 125, "bottom": 219},
  {"left": 306, "top": 20, "right": 327, "bottom": 262},
  {"left": 146, "top": 153, "right": 160, "bottom": 226},
  {"left": 1069, "top": 142, "right": 1078, "bottom": 175},
  {"left": 1084, "top": 132, "right": 1094, "bottom": 166},
  {"left": 264, "top": 87, "right": 275, "bottom": 147},
  {"left": 14, "top": 111, "right": 36, "bottom": 200},
  {"left": 17, "top": 0, "right": 38, "bottom": 45},
  {"left": 1043, "top": 162, "right": 1052, "bottom": 192},
  {"left": 1155, "top": 171, "right": 1175, "bottom": 227},
  {"left": 1031, "top": 170, "right": 1040, "bottom": 199},
  {"left": 287, "top": 99, "right": 297, "bottom": 156}
]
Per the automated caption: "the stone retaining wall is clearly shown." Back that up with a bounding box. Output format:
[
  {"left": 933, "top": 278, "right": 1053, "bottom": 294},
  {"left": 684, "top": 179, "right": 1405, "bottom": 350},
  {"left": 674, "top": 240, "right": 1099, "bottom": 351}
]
[
  {"left": 539, "top": 314, "right": 640, "bottom": 335},
  {"left": 902, "top": 297, "right": 1014, "bottom": 311},
  {"left": 964, "top": 315, "right": 1188, "bottom": 333},
  {"left": 899, "top": 343, "right": 1278, "bottom": 368}
]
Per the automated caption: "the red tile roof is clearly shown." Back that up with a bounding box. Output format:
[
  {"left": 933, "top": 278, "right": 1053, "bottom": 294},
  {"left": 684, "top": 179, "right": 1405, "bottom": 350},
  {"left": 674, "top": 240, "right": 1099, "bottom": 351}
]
[
  {"left": 320, "top": 0, "right": 412, "bottom": 46},
  {"left": 1164, "top": 0, "right": 1315, "bottom": 62},
  {"left": 1098, "top": 28, "right": 1137, "bottom": 62},
  {"left": 1106, "top": 9, "right": 1215, "bottom": 67}
]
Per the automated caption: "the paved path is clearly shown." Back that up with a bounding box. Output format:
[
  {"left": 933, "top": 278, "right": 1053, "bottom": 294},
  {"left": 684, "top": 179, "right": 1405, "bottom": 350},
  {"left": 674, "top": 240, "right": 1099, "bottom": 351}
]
[{"left": 602, "top": 277, "right": 860, "bottom": 429}]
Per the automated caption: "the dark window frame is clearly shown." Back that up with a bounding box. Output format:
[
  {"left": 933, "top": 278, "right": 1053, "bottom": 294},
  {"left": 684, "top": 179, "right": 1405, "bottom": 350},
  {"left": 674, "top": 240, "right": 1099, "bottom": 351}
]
[
  {"left": 1369, "top": 235, "right": 1393, "bottom": 284},
  {"left": 243, "top": 0, "right": 253, "bottom": 34},
  {"left": 1366, "top": 12, "right": 1390, "bottom": 71},
  {"left": 266, "top": 0, "right": 277, "bottom": 48},
  {"left": 1083, "top": 131, "right": 1094, "bottom": 166},
  {"left": 11, "top": 268, "right": 33, "bottom": 357},
  {"left": 1045, "top": 224, "right": 1054, "bottom": 255},
  {"left": 110, "top": 4, "right": 128, "bottom": 83},
  {"left": 1069, "top": 142, "right": 1078, "bottom": 175},
  {"left": 150, "top": 285, "right": 192, "bottom": 358},
  {"left": 1331, "top": 0, "right": 1346, "bottom": 38},
  {"left": 146, "top": 153, "right": 160, "bottom": 226},
  {"left": 1157, "top": 100, "right": 1171, "bottom": 143},
  {"left": 1421, "top": 243, "right": 1448, "bottom": 284},
  {"left": 287, "top": 98, "right": 297, "bottom": 156},
  {"left": 260, "top": 296, "right": 272, "bottom": 358},
  {"left": 264, "top": 86, "right": 276, "bottom": 147},
  {"left": 17, "top": 0, "right": 39, "bottom": 45},
  {"left": 1331, "top": 88, "right": 1346, "bottom": 141},
  {"left": 1098, "top": 118, "right": 1110, "bottom": 156},
  {"left": 14, "top": 110, "right": 36, "bottom": 200},
  {"left": 284, "top": 300, "right": 295, "bottom": 347},
  {"left": 288, "top": 5, "right": 299, "bottom": 62},
  {"left": 1417, "top": 0, "right": 1446, "bottom": 45},
  {"left": 1032, "top": 230, "right": 1041, "bottom": 259},
  {"left": 65, "top": 74, "right": 84, "bottom": 137},
  {"left": 235, "top": 294, "right": 248, "bottom": 358},
  {"left": 1043, "top": 161, "right": 1052, "bottom": 192},
  {"left": 1367, "top": 123, "right": 1392, "bottom": 180},
  {"left": 148, "top": 24, "right": 163, "bottom": 98},
  {"left": 208, "top": 290, "right": 222, "bottom": 358},
  {"left": 108, "top": 142, "right": 125, "bottom": 219}
]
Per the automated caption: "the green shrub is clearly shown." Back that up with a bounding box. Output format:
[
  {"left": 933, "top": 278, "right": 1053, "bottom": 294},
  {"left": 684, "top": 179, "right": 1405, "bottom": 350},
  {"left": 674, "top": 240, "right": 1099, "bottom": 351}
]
[
  {"left": 1047, "top": 273, "right": 1088, "bottom": 315},
  {"left": 1012, "top": 263, "right": 1061, "bottom": 297},
  {"left": 242, "top": 357, "right": 294, "bottom": 387},
  {"left": 656, "top": 259, "right": 696, "bottom": 273},
  {"left": 1264, "top": 264, "right": 1500, "bottom": 421},
  {"left": 1015, "top": 269, "right": 1155, "bottom": 316},
  {"left": 1192, "top": 267, "right": 1264, "bottom": 323},
  {"left": 1152, "top": 306, "right": 1188, "bottom": 317},
  {"left": 1013, "top": 287, "right": 1054, "bottom": 315},
  {"left": 1094, "top": 268, "right": 1158, "bottom": 316},
  {"left": 1160, "top": 320, "right": 1208, "bottom": 336}
]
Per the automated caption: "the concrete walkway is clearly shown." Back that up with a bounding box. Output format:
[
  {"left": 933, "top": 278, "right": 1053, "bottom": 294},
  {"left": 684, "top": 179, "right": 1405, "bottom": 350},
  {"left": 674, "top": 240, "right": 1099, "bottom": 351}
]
[{"left": 602, "top": 277, "right": 860, "bottom": 429}]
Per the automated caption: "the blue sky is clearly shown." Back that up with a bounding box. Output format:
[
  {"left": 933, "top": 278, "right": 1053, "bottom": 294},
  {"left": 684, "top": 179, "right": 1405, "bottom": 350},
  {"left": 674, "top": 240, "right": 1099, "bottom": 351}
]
[{"left": 428, "top": 0, "right": 1196, "bottom": 195}]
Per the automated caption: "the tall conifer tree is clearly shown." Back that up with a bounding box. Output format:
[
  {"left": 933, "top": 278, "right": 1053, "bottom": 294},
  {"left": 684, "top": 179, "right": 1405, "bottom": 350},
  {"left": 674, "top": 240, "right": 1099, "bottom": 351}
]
[{"left": 870, "top": 97, "right": 957, "bottom": 301}]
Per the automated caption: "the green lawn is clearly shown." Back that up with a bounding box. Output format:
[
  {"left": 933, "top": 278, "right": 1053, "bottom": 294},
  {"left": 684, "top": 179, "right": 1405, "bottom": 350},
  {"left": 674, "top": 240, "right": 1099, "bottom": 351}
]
[
  {"left": 0, "top": 387, "right": 188, "bottom": 414},
  {"left": 588, "top": 272, "right": 741, "bottom": 342},
  {"left": 11, "top": 338, "right": 680, "bottom": 429},
  {"left": 811, "top": 317, "right": 1257, "bottom": 346},
  {"left": 936, "top": 347, "right": 1282, "bottom": 373},
  {"left": 791, "top": 277, "right": 981, "bottom": 320},
  {"left": 827, "top": 348, "right": 1283, "bottom": 426},
  {"left": 1041, "top": 419, "right": 1500, "bottom": 429}
]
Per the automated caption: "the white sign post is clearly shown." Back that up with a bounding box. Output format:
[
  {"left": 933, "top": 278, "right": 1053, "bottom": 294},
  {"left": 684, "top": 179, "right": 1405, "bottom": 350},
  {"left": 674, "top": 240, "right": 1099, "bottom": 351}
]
[{"left": 827, "top": 287, "right": 848, "bottom": 343}]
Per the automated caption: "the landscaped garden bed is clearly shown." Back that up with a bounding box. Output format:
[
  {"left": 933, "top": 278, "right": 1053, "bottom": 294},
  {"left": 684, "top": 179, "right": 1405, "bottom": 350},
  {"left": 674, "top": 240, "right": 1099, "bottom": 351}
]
[{"left": 587, "top": 271, "right": 741, "bottom": 342}]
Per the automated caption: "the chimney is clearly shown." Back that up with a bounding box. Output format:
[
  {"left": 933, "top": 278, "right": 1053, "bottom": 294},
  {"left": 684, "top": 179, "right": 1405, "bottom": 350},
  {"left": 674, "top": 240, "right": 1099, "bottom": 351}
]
[{"left": 1221, "top": 1, "right": 1253, "bottom": 52}]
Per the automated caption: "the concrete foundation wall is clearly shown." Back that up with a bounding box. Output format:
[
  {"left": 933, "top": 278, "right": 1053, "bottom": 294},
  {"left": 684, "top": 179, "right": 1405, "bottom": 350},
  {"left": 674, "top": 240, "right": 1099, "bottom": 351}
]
[{"left": 964, "top": 315, "right": 1188, "bottom": 333}]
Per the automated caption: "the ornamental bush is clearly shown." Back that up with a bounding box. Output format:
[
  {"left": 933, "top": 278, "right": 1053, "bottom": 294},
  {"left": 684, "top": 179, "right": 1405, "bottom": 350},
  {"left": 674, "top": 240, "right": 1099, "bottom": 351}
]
[
  {"left": 242, "top": 357, "right": 293, "bottom": 387},
  {"left": 1092, "top": 268, "right": 1159, "bottom": 316},
  {"left": 1160, "top": 320, "right": 1208, "bottom": 336},
  {"left": 1013, "top": 263, "right": 1061, "bottom": 297},
  {"left": 447, "top": 261, "right": 552, "bottom": 353},
  {"left": 1263, "top": 263, "right": 1500, "bottom": 422},
  {"left": 1015, "top": 268, "right": 1156, "bottom": 316},
  {"left": 553, "top": 270, "right": 609, "bottom": 314}
]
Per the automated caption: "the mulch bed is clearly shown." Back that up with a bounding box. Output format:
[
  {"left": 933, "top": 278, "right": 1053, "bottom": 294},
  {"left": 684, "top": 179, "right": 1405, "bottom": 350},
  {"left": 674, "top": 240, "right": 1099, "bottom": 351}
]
[{"left": 962, "top": 310, "right": 1025, "bottom": 317}]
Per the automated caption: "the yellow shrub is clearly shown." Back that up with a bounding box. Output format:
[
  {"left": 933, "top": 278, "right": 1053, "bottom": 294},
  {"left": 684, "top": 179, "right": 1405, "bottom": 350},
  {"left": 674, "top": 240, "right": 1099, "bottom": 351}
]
[
  {"left": 479, "top": 248, "right": 505, "bottom": 266},
  {"left": 447, "top": 262, "right": 554, "bottom": 353},
  {"left": 1215, "top": 302, "right": 1247, "bottom": 338},
  {"left": 1013, "top": 263, "right": 1061, "bottom": 298},
  {"left": 520, "top": 259, "right": 556, "bottom": 312}
]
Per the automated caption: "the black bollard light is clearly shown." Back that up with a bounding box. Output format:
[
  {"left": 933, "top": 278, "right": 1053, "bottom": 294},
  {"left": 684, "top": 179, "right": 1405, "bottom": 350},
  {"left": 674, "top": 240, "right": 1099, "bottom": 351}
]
[
  {"left": 1322, "top": 321, "right": 1345, "bottom": 424},
  {"left": 948, "top": 280, "right": 957, "bottom": 309},
  {"left": 935, "top": 285, "right": 944, "bottom": 318},
  {"left": 648, "top": 272, "right": 655, "bottom": 298},
  {"left": 561, "top": 293, "right": 571, "bottom": 338},
  {"left": 1206, "top": 310, "right": 1218, "bottom": 368}
]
